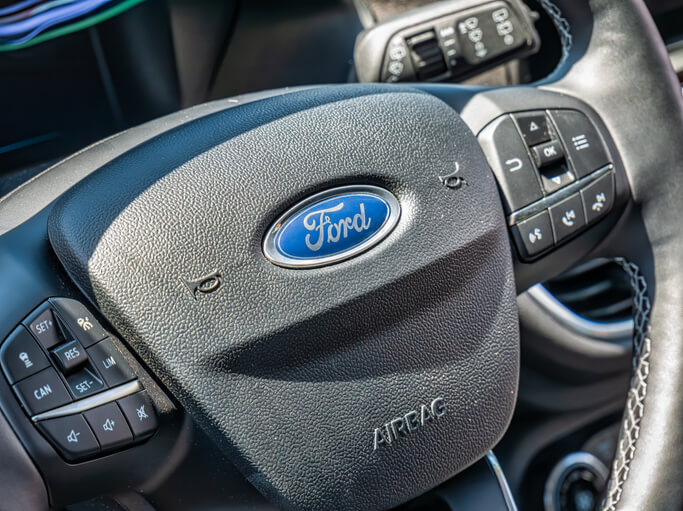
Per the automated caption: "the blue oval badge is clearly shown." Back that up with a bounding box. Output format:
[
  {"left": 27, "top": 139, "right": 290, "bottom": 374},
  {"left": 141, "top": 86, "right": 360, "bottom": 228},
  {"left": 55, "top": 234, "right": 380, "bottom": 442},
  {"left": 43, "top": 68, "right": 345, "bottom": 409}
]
[{"left": 263, "top": 185, "right": 400, "bottom": 268}]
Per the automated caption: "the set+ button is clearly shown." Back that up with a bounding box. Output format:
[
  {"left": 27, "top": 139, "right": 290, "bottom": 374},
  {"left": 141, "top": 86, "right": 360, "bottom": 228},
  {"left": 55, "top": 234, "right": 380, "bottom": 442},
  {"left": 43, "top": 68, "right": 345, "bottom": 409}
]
[{"left": 24, "top": 307, "right": 64, "bottom": 350}]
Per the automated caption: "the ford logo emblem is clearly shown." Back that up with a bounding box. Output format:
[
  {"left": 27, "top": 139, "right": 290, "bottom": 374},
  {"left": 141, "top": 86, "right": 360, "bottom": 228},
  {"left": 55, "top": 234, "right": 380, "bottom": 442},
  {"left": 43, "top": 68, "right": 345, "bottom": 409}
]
[{"left": 263, "top": 185, "right": 401, "bottom": 268}]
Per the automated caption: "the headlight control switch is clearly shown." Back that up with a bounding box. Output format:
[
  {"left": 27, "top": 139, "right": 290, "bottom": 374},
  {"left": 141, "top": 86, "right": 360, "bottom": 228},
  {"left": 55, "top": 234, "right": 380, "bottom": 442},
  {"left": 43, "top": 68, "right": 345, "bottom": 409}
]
[{"left": 355, "top": 0, "right": 540, "bottom": 83}]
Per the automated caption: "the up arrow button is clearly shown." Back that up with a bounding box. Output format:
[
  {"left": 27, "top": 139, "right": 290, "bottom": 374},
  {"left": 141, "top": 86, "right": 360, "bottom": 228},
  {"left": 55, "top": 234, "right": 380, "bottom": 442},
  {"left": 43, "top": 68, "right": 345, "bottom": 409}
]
[{"left": 513, "top": 112, "right": 551, "bottom": 147}]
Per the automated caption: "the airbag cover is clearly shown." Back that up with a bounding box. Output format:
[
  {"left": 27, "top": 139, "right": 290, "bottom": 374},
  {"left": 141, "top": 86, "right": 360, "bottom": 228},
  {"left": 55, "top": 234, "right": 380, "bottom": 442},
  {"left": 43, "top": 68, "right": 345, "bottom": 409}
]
[{"left": 48, "top": 85, "right": 519, "bottom": 510}]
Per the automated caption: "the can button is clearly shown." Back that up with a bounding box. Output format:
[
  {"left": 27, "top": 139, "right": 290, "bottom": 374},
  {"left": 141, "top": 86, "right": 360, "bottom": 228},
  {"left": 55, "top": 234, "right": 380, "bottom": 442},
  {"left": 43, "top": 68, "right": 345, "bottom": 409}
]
[{"left": 13, "top": 367, "right": 72, "bottom": 415}]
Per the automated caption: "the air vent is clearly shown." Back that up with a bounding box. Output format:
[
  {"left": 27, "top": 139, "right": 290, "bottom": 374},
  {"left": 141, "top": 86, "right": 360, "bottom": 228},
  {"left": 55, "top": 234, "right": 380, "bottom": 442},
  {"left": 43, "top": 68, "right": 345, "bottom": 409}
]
[
  {"left": 544, "top": 259, "right": 633, "bottom": 322},
  {"left": 529, "top": 258, "right": 634, "bottom": 341}
]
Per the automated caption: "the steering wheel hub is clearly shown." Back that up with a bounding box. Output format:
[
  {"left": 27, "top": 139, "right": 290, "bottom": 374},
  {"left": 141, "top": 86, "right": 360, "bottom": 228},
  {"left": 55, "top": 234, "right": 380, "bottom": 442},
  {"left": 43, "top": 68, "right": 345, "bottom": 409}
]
[{"left": 46, "top": 85, "right": 520, "bottom": 510}]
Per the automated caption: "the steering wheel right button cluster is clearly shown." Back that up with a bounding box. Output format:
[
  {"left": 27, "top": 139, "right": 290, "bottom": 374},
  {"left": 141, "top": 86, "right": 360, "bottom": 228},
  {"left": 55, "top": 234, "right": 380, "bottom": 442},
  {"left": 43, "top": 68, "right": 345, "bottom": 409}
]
[{"left": 478, "top": 108, "right": 616, "bottom": 261}]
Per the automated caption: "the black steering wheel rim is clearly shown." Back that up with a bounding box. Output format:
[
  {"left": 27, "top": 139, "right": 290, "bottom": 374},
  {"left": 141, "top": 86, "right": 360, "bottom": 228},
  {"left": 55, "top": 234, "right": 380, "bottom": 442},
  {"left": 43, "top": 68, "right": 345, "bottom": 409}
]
[{"left": 536, "top": 1, "right": 683, "bottom": 509}]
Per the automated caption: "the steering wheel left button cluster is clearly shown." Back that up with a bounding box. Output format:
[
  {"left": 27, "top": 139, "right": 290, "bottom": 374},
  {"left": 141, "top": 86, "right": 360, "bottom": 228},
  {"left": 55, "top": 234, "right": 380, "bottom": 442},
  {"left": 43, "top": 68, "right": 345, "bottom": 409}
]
[{"left": 1, "top": 298, "right": 158, "bottom": 462}]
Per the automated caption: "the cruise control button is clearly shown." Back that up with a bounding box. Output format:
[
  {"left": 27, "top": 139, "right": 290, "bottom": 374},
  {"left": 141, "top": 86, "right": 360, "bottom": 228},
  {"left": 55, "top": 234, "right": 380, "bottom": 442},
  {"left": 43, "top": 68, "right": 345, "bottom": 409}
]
[
  {"left": 551, "top": 110, "right": 610, "bottom": 178},
  {"left": 549, "top": 193, "right": 586, "bottom": 242},
  {"left": 25, "top": 307, "right": 63, "bottom": 350},
  {"left": 65, "top": 366, "right": 105, "bottom": 399},
  {"left": 37, "top": 414, "right": 99, "bottom": 461},
  {"left": 87, "top": 339, "right": 135, "bottom": 387},
  {"left": 581, "top": 172, "right": 615, "bottom": 224},
  {"left": 50, "top": 298, "right": 107, "bottom": 348},
  {"left": 84, "top": 402, "right": 133, "bottom": 450},
  {"left": 478, "top": 115, "right": 543, "bottom": 212},
  {"left": 514, "top": 112, "right": 550, "bottom": 146},
  {"left": 51, "top": 340, "right": 88, "bottom": 373},
  {"left": 511, "top": 210, "right": 553, "bottom": 259},
  {"left": 118, "top": 392, "right": 158, "bottom": 440},
  {"left": 531, "top": 140, "right": 564, "bottom": 168},
  {"left": 13, "top": 367, "right": 72, "bottom": 415},
  {"left": 1, "top": 326, "right": 50, "bottom": 383}
]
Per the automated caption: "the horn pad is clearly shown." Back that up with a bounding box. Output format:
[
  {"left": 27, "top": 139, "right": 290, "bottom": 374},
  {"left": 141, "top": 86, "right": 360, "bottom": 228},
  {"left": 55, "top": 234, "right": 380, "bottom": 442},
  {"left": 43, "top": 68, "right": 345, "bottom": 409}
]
[{"left": 48, "top": 85, "right": 519, "bottom": 510}]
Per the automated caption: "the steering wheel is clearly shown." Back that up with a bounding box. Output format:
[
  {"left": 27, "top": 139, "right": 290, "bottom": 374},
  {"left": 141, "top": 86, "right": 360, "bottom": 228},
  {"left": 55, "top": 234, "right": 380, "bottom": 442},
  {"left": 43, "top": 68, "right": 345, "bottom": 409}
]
[{"left": 0, "top": 0, "right": 680, "bottom": 509}]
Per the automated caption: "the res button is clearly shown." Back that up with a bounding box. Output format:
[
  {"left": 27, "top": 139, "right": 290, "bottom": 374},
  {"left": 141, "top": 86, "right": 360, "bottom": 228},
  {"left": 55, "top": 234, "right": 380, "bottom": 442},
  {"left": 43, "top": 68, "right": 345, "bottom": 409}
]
[{"left": 51, "top": 340, "right": 88, "bottom": 373}]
